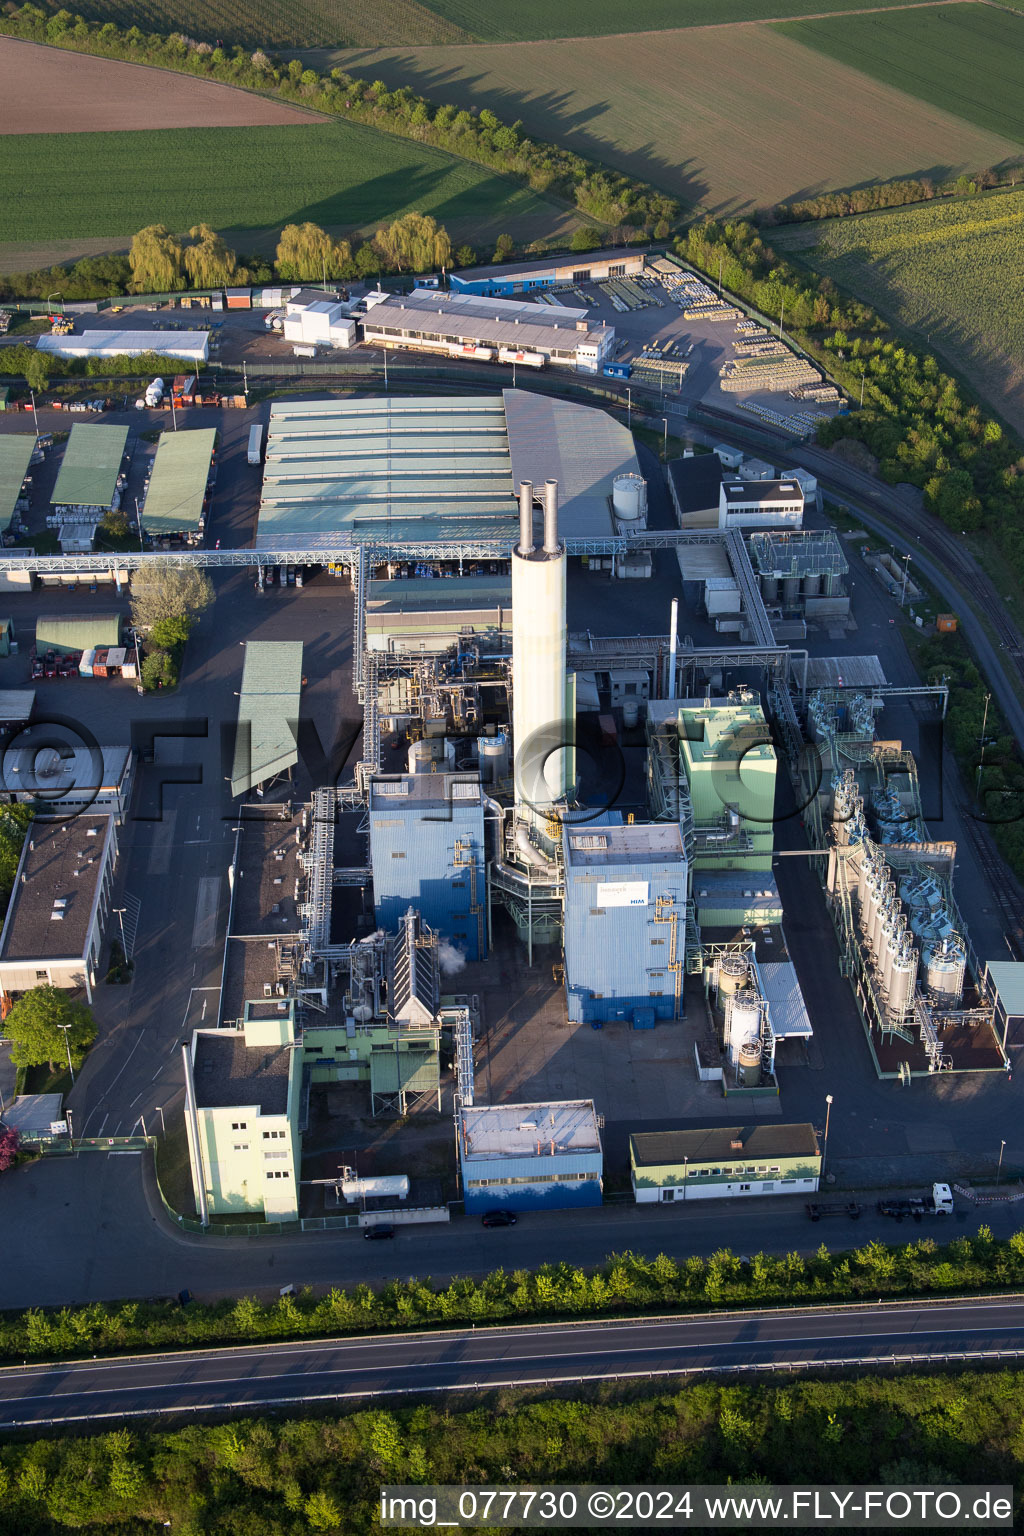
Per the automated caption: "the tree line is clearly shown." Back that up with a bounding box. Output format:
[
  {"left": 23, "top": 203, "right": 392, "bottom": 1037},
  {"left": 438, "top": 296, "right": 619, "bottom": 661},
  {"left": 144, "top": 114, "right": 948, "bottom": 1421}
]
[
  {"left": 0, "top": 3, "right": 678, "bottom": 236},
  {"left": 3, "top": 1222, "right": 1024, "bottom": 1362},
  {"left": 0, "top": 1371, "right": 1020, "bottom": 1532},
  {"left": 765, "top": 164, "right": 1024, "bottom": 225}
]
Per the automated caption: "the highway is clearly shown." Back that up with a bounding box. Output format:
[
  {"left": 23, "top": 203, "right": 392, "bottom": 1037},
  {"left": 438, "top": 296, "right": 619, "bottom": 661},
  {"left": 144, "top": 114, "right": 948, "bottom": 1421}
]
[{"left": 2, "top": 1297, "right": 1024, "bottom": 1428}]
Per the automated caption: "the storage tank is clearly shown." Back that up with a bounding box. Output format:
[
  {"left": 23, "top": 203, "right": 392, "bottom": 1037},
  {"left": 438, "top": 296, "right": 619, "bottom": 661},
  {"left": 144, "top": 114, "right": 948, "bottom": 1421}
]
[
  {"left": 782, "top": 574, "right": 800, "bottom": 607},
  {"left": 727, "top": 990, "right": 762, "bottom": 1065},
  {"left": 760, "top": 574, "right": 779, "bottom": 603},
  {"left": 622, "top": 698, "right": 641, "bottom": 729},
  {"left": 736, "top": 1041, "right": 762, "bottom": 1087},
  {"left": 717, "top": 952, "right": 749, "bottom": 998},
  {"left": 887, "top": 941, "right": 917, "bottom": 1019},
  {"left": 923, "top": 937, "right": 965, "bottom": 1010},
  {"left": 612, "top": 473, "right": 647, "bottom": 529},
  {"left": 802, "top": 572, "right": 821, "bottom": 598},
  {"left": 341, "top": 1174, "right": 409, "bottom": 1201},
  {"left": 861, "top": 866, "right": 883, "bottom": 948},
  {"left": 407, "top": 738, "right": 455, "bottom": 774},
  {"left": 478, "top": 732, "right": 509, "bottom": 784}
]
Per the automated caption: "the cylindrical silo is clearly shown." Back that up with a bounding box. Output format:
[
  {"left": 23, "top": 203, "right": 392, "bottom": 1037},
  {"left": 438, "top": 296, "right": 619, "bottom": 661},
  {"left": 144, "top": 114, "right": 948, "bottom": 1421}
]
[
  {"left": 861, "top": 866, "right": 883, "bottom": 948},
  {"left": 512, "top": 478, "right": 568, "bottom": 821},
  {"left": 887, "top": 941, "right": 918, "bottom": 1019},
  {"left": 478, "top": 732, "right": 509, "bottom": 784},
  {"left": 727, "top": 990, "right": 762, "bottom": 1066},
  {"left": 802, "top": 572, "right": 821, "bottom": 598},
  {"left": 612, "top": 473, "right": 647, "bottom": 530},
  {"left": 760, "top": 574, "right": 779, "bottom": 603},
  {"left": 783, "top": 574, "right": 800, "bottom": 607},
  {"left": 622, "top": 698, "right": 641, "bottom": 729},
  {"left": 924, "top": 937, "right": 965, "bottom": 1010},
  {"left": 737, "top": 1041, "right": 762, "bottom": 1087},
  {"left": 718, "top": 952, "right": 749, "bottom": 999}
]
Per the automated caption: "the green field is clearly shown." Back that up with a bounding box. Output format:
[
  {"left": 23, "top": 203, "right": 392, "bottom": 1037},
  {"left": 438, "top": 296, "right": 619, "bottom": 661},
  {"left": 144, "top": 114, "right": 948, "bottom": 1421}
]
[
  {"left": 775, "top": 3, "right": 1024, "bottom": 143},
  {"left": 0, "top": 120, "right": 567, "bottom": 248},
  {"left": 59, "top": 0, "right": 960, "bottom": 48},
  {"left": 773, "top": 189, "right": 1024, "bottom": 433}
]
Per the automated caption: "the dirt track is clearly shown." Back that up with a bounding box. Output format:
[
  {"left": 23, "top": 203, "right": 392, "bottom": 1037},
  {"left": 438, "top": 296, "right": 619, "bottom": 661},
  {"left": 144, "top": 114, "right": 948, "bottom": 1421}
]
[{"left": 0, "top": 37, "right": 324, "bottom": 135}]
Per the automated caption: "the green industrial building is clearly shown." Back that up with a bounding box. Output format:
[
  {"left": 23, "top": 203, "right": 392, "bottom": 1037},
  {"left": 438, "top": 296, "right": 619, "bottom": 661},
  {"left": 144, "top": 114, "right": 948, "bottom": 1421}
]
[
  {"left": 630, "top": 1123, "right": 820, "bottom": 1202},
  {"left": 142, "top": 427, "right": 216, "bottom": 540},
  {"left": 36, "top": 613, "right": 122, "bottom": 655},
  {"left": 230, "top": 641, "right": 304, "bottom": 798},
  {"left": 0, "top": 436, "right": 35, "bottom": 530},
  {"left": 51, "top": 424, "right": 128, "bottom": 511}
]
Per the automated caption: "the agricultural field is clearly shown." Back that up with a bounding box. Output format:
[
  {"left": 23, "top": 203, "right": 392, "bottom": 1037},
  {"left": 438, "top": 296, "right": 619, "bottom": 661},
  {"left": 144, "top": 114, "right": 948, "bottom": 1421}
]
[
  {"left": 0, "top": 119, "right": 572, "bottom": 258},
  {"left": 775, "top": 3, "right": 1024, "bottom": 143},
  {"left": 773, "top": 190, "right": 1024, "bottom": 436},
  {"left": 328, "top": 26, "right": 1022, "bottom": 213},
  {"left": 0, "top": 36, "right": 323, "bottom": 134},
  {"left": 42, "top": 0, "right": 973, "bottom": 48}
]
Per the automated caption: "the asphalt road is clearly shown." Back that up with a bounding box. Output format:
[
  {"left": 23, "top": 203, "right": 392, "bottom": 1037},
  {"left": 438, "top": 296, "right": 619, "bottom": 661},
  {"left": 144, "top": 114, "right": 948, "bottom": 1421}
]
[{"left": 3, "top": 1296, "right": 1024, "bottom": 1427}]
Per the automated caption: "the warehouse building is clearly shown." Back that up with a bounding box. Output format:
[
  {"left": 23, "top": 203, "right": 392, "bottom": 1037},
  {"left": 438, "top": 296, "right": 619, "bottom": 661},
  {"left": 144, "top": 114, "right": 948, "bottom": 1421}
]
[
  {"left": 562, "top": 821, "right": 689, "bottom": 1024},
  {"left": 50, "top": 424, "right": 129, "bottom": 552},
  {"left": 668, "top": 453, "right": 724, "bottom": 529},
  {"left": 142, "top": 427, "right": 217, "bottom": 543},
  {"left": 230, "top": 642, "right": 304, "bottom": 798},
  {"left": 368, "top": 773, "right": 487, "bottom": 961},
  {"left": 35, "top": 613, "right": 122, "bottom": 656},
  {"left": 183, "top": 1004, "right": 302, "bottom": 1221},
  {"left": 37, "top": 330, "right": 210, "bottom": 363},
  {"left": 630, "top": 1123, "right": 821, "bottom": 1202},
  {"left": 283, "top": 298, "right": 356, "bottom": 351},
  {"left": 0, "top": 813, "right": 118, "bottom": 1003},
  {"left": 719, "top": 479, "right": 804, "bottom": 531},
  {"left": 256, "top": 392, "right": 640, "bottom": 550},
  {"left": 365, "top": 575, "right": 511, "bottom": 652},
  {"left": 0, "top": 436, "right": 36, "bottom": 533},
  {"left": 451, "top": 248, "right": 646, "bottom": 297},
  {"left": 458, "top": 1099, "right": 603, "bottom": 1211},
  {"left": 359, "top": 291, "right": 616, "bottom": 373}
]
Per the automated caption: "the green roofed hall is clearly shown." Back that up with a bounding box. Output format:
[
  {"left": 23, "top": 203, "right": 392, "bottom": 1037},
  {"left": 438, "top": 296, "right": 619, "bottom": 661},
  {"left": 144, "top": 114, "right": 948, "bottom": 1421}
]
[
  {"left": 231, "top": 641, "right": 304, "bottom": 798},
  {"left": 36, "top": 613, "right": 122, "bottom": 655},
  {"left": 142, "top": 427, "right": 217, "bottom": 539},
  {"left": 51, "top": 424, "right": 129, "bottom": 510},
  {"left": 0, "top": 436, "right": 35, "bottom": 528}
]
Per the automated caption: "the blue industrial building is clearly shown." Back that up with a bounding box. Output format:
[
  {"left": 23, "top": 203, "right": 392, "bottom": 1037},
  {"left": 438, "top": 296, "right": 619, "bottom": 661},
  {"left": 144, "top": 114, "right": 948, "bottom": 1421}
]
[
  {"left": 458, "top": 1100, "right": 603, "bottom": 1211},
  {"left": 562, "top": 821, "right": 689, "bottom": 1024},
  {"left": 368, "top": 773, "right": 487, "bottom": 961},
  {"left": 450, "top": 249, "right": 647, "bottom": 298}
]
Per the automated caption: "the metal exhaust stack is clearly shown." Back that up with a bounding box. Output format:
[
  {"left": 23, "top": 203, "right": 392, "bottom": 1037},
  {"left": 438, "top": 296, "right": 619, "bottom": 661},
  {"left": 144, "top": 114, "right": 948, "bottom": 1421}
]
[
  {"left": 518, "top": 480, "right": 534, "bottom": 556},
  {"left": 543, "top": 478, "right": 560, "bottom": 555}
]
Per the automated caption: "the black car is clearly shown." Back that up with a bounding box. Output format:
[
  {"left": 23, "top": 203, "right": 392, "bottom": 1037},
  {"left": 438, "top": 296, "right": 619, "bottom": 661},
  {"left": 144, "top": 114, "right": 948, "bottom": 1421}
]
[
  {"left": 363, "top": 1224, "right": 394, "bottom": 1240},
  {"left": 481, "top": 1210, "right": 517, "bottom": 1228}
]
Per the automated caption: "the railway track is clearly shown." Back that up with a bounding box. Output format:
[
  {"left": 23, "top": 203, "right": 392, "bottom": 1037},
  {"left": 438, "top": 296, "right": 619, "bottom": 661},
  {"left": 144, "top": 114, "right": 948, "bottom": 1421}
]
[{"left": 957, "top": 803, "right": 1024, "bottom": 959}]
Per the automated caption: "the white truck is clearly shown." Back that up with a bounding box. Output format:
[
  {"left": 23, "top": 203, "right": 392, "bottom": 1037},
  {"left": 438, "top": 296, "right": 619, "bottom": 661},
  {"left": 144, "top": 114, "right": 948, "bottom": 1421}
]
[
  {"left": 247, "top": 424, "right": 264, "bottom": 466},
  {"left": 877, "top": 1183, "right": 954, "bottom": 1221}
]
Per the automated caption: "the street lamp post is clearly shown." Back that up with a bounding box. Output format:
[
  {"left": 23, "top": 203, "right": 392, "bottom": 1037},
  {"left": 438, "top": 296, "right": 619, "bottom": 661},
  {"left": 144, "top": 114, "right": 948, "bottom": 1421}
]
[
  {"left": 662, "top": 417, "right": 668, "bottom": 462},
  {"left": 822, "top": 1092, "right": 833, "bottom": 1183},
  {"left": 58, "top": 1022, "right": 75, "bottom": 1085},
  {"left": 29, "top": 389, "right": 39, "bottom": 436},
  {"left": 683, "top": 1154, "right": 688, "bottom": 1201},
  {"left": 899, "top": 552, "right": 911, "bottom": 608},
  {"left": 997, "top": 1139, "right": 1007, "bottom": 1188},
  {"left": 47, "top": 291, "right": 64, "bottom": 315},
  {"left": 976, "top": 691, "right": 992, "bottom": 801},
  {"left": 113, "top": 906, "right": 128, "bottom": 961},
  {"left": 626, "top": 386, "right": 632, "bottom": 431}
]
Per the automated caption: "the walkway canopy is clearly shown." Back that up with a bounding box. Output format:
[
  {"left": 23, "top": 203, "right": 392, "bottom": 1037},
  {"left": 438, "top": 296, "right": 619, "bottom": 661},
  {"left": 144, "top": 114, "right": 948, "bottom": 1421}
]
[{"left": 230, "top": 641, "right": 303, "bottom": 798}]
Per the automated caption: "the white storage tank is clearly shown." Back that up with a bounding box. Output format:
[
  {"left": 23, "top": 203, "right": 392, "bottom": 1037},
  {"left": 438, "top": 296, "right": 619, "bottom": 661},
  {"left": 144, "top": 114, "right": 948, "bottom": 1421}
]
[
  {"left": 622, "top": 698, "right": 641, "bottom": 729},
  {"left": 717, "top": 952, "right": 749, "bottom": 998},
  {"left": 727, "top": 990, "right": 762, "bottom": 1066},
  {"left": 923, "top": 937, "right": 965, "bottom": 1010},
  {"left": 407, "top": 738, "right": 455, "bottom": 774},
  {"left": 341, "top": 1174, "right": 409, "bottom": 1201},
  {"left": 887, "top": 941, "right": 917, "bottom": 1019},
  {"left": 612, "top": 473, "right": 648, "bottom": 530}
]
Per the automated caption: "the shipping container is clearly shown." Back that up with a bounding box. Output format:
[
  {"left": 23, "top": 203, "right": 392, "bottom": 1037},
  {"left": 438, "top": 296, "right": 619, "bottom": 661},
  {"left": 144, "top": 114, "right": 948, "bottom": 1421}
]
[
  {"left": 247, "top": 424, "right": 264, "bottom": 466},
  {"left": 936, "top": 613, "right": 958, "bottom": 633},
  {"left": 224, "top": 288, "right": 252, "bottom": 310}
]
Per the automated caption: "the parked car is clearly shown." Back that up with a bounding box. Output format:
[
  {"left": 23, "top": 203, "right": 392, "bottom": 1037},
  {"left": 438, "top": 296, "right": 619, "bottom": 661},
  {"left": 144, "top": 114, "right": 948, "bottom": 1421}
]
[
  {"left": 363, "top": 1224, "right": 394, "bottom": 1241},
  {"left": 481, "top": 1210, "right": 517, "bottom": 1228},
  {"left": 30, "top": 656, "right": 44, "bottom": 680}
]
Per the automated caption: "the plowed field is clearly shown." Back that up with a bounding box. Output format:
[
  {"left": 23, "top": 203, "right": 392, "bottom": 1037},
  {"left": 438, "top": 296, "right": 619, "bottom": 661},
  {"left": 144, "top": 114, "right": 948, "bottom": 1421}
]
[
  {"left": 0, "top": 37, "right": 324, "bottom": 135},
  {"left": 327, "top": 24, "right": 1021, "bottom": 212}
]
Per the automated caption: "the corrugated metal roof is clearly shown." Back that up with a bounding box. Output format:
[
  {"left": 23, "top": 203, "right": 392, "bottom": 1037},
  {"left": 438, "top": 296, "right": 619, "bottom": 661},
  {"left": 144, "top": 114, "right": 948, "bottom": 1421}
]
[
  {"left": 753, "top": 957, "right": 813, "bottom": 1039},
  {"left": 142, "top": 427, "right": 216, "bottom": 534},
  {"left": 503, "top": 389, "right": 641, "bottom": 539},
  {"left": 0, "top": 436, "right": 35, "bottom": 524},
  {"left": 36, "top": 613, "right": 121, "bottom": 652},
  {"left": 0, "top": 690, "right": 33, "bottom": 723},
  {"left": 38, "top": 330, "right": 209, "bottom": 361},
  {"left": 458, "top": 248, "right": 640, "bottom": 281},
  {"left": 230, "top": 641, "right": 303, "bottom": 797},
  {"left": 51, "top": 424, "right": 128, "bottom": 509},
  {"left": 804, "top": 655, "right": 887, "bottom": 689},
  {"left": 564, "top": 821, "right": 685, "bottom": 867},
  {"left": 985, "top": 961, "right": 1024, "bottom": 1017},
  {"left": 370, "top": 1045, "right": 440, "bottom": 1096}
]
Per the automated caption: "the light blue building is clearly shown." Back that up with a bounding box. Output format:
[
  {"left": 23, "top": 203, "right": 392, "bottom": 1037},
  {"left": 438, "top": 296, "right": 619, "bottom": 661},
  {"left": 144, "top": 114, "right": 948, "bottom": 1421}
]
[
  {"left": 368, "top": 773, "right": 487, "bottom": 961},
  {"left": 451, "top": 249, "right": 646, "bottom": 298},
  {"left": 562, "top": 821, "right": 689, "bottom": 1024},
  {"left": 458, "top": 1100, "right": 603, "bottom": 1211}
]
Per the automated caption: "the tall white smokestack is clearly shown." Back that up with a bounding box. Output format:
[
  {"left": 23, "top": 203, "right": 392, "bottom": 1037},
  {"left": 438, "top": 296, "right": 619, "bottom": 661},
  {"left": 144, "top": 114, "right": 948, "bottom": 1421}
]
[
  {"left": 668, "top": 598, "right": 678, "bottom": 701},
  {"left": 512, "top": 477, "right": 568, "bottom": 822},
  {"left": 518, "top": 479, "right": 534, "bottom": 556}
]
